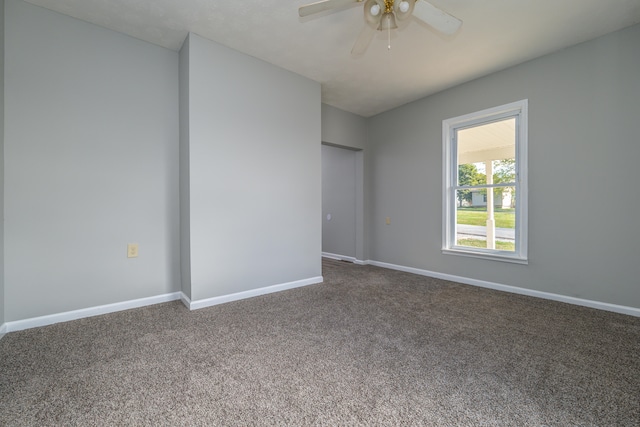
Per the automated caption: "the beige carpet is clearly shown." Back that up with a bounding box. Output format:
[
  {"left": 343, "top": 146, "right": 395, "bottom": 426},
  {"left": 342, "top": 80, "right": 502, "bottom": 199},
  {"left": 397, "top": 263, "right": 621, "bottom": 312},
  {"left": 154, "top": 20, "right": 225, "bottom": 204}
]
[{"left": 1, "top": 259, "right": 639, "bottom": 425}]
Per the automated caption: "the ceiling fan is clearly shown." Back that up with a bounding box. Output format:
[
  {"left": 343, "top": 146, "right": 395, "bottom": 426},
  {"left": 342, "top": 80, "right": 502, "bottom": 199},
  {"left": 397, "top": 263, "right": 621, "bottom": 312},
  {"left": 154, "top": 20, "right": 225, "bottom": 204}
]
[{"left": 299, "top": 0, "right": 462, "bottom": 55}]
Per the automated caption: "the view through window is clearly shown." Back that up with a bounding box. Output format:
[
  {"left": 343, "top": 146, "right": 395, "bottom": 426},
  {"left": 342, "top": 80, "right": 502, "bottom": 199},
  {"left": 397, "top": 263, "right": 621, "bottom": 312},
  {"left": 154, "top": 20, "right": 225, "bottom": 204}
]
[{"left": 456, "top": 118, "right": 516, "bottom": 251}]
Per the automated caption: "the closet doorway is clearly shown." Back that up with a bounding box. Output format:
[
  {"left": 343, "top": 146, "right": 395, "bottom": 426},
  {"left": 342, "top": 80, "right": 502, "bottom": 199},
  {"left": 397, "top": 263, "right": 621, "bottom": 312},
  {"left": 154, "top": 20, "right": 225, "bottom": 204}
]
[{"left": 321, "top": 144, "right": 358, "bottom": 261}]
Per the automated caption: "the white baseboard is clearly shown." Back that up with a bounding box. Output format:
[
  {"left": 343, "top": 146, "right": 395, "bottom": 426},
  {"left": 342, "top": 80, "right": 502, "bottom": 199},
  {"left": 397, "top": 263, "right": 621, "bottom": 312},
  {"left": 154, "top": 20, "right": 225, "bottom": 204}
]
[
  {"left": 184, "top": 276, "right": 324, "bottom": 311},
  {"left": 322, "top": 252, "right": 355, "bottom": 262},
  {"left": 5, "top": 259, "right": 635, "bottom": 336},
  {"left": 322, "top": 252, "right": 367, "bottom": 265},
  {"left": 180, "top": 292, "right": 192, "bottom": 309},
  {"left": 4, "top": 292, "right": 182, "bottom": 333},
  {"left": 368, "top": 260, "right": 640, "bottom": 318}
]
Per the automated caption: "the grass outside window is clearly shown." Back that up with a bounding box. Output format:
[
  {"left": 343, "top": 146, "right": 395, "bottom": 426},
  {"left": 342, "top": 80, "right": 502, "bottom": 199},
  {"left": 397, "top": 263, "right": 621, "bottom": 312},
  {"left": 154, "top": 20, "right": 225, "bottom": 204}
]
[{"left": 456, "top": 207, "right": 515, "bottom": 229}]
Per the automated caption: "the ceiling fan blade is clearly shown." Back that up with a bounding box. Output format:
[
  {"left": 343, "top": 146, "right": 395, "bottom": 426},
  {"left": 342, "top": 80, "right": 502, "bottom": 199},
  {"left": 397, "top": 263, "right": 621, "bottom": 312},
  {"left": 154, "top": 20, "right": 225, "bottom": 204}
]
[
  {"left": 412, "top": 0, "right": 462, "bottom": 35},
  {"left": 351, "top": 24, "right": 376, "bottom": 55},
  {"left": 299, "top": 0, "right": 360, "bottom": 17}
]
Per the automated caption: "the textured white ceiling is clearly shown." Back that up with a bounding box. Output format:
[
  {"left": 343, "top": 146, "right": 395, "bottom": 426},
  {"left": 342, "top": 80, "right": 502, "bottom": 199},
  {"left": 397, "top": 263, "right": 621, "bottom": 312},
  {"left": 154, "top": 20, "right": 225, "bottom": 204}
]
[{"left": 21, "top": 0, "right": 640, "bottom": 117}]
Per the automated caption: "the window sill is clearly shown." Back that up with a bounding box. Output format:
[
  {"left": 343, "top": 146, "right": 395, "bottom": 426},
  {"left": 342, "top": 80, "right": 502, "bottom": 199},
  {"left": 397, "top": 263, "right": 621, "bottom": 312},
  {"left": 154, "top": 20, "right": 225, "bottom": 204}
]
[{"left": 442, "top": 248, "right": 528, "bottom": 265}]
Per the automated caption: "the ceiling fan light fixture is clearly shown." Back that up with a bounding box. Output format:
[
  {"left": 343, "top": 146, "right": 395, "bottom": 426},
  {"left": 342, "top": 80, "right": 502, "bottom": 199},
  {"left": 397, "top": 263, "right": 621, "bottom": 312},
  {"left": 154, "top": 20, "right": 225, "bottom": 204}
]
[
  {"left": 299, "top": 0, "right": 462, "bottom": 55},
  {"left": 378, "top": 11, "right": 397, "bottom": 30}
]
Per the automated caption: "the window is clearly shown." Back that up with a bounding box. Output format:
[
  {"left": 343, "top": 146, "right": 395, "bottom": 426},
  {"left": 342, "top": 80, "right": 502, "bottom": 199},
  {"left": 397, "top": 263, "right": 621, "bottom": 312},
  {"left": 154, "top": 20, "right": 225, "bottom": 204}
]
[{"left": 442, "top": 100, "right": 528, "bottom": 263}]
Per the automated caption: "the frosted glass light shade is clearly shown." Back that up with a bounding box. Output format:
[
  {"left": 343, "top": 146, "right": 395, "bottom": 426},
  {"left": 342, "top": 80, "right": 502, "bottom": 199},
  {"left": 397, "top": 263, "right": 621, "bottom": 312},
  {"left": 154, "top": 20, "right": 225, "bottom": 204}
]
[
  {"left": 394, "top": 0, "right": 415, "bottom": 21},
  {"left": 378, "top": 12, "right": 397, "bottom": 30},
  {"left": 364, "top": 0, "right": 384, "bottom": 25}
]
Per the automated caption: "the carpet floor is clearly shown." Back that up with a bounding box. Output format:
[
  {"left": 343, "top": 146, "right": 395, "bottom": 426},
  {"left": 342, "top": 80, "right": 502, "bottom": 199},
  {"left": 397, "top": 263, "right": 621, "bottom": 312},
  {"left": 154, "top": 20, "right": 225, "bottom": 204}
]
[{"left": 1, "top": 259, "right": 639, "bottom": 426}]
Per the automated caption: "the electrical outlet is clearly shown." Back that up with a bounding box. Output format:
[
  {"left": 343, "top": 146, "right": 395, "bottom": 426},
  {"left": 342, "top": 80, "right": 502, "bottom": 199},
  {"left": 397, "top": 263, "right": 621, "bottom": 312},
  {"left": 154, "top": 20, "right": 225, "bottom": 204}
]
[
  {"left": 385, "top": 217, "right": 391, "bottom": 225},
  {"left": 127, "top": 243, "right": 139, "bottom": 258}
]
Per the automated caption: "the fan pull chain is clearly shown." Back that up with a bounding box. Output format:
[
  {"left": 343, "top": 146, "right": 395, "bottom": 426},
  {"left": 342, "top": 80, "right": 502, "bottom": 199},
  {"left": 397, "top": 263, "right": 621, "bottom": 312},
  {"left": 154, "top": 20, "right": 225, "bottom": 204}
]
[{"left": 387, "top": 16, "right": 391, "bottom": 49}]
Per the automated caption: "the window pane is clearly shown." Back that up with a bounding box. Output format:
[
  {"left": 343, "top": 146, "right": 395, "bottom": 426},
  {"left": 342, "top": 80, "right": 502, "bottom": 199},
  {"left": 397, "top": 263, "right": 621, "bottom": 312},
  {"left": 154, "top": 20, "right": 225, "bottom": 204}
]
[
  {"left": 456, "top": 187, "right": 516, "bottom": 252},
  {"left": 457, "top": 118, "right": 515, "bottom": 187}
]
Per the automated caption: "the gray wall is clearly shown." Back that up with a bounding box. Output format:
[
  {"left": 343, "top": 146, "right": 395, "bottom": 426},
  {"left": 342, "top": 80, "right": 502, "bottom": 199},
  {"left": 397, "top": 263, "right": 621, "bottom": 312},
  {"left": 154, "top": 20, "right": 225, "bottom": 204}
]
[
  {"left": 185, "top": 33, "right": 321, "bottom": 301},
  {"left": 322, "top": 144, "right": 356, "bottom": 258},
  {"left": 4, "top": 0, "right": 180, "bottom": 321},
  {"left": 322, "top": 104, "right": 368, "bottom": 150},
  {"left": 367, "top": 24, "right": 640, "bottom": 308},
  {"left": 0, "top": 0, "right": 5, "bottom": 328}
]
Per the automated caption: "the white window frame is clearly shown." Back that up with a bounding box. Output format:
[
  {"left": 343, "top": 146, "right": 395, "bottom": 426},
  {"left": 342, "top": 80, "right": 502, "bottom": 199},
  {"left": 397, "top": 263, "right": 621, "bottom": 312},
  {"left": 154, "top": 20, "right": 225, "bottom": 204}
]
[{"left": 442, "top": 100, "right": 528, "bottom": 264}]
